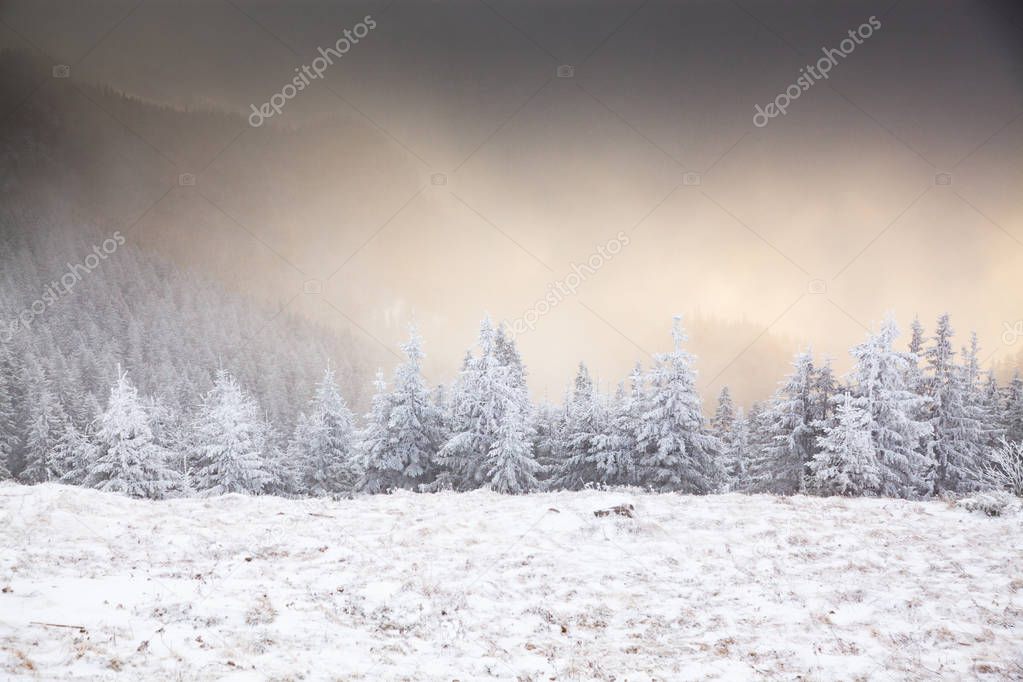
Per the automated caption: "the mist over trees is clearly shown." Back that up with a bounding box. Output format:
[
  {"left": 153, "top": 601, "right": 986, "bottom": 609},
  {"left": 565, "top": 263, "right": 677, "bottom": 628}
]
[
  {"left": 0, "top": 177, "right": 1018, "bottom": 501},
  {"left": 2, "top": 50, "right": 1021, "bottom": 502},
  {"left": 2, "top": 226, "right": 1021, "bottom": 502}
]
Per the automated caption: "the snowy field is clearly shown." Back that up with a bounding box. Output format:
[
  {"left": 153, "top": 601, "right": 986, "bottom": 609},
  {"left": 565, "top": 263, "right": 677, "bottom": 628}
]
[{"left": 1, "top": 483, "right": 1021, "bottom": 680}]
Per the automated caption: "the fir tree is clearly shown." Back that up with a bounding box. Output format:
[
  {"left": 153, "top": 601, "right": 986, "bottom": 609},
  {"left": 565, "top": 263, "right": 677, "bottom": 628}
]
[
  {"left": 1004, "top": 372, "right": 1023, "bottom": 444},
  {"left": 810, "top": 393, "right": 880, "bottom": 496},
  {"left": 980, "top": 371, "right": 1005, "bottom": 449},
  {"left": 560, "top": 380, "right": 635, "bottom": 489},
  {"left": 494, "top": 324, "right": 527, "bottom": 391},
  {"left": 531, "top": 399, "right": 563, "bottom": 486},
  {"left": 851, "top": 317, "right": 932, "bottom": 497},
  {"left": 431, "top": 383, "right": 452, "bottom": 453},
  {"left": 554, "top": 363, "right": 602, "bottom": 490},
  {"left": 907, "top": 316, "right": 926, "bottom": 392},
  {"left": 359, "top": 327, "right": 443, "bottom": 492},
  {"left": 908, "top": 316, "right": 925, "bottom": 357},
  {"left": 808, "top": 358, "right": 840, "bottom": 470},
  {"left": 191, "top": 370, "right": 272, "bottom": 496},
  {"left": 961, "top": 338, "right": 1002, "bottom": 449},
  {"left": 292, "top": 365, "right": 358, "bottom": 495},
  {"left": 924, "top": 314, "right": 986, "bottom": 494},
  {"left": 711, "top": 387, "right": 736, "bottom": 441},
  {"left": 19, "top": 358, "right": 68, "bottom": 484},
  {"left": 748, "top": 351, "right": 817, "bottom": 494},
  {"left": 484, "top": 387, "right": 539, "bottom": 493},
  {"left": 52, "top": 417, "right": 95, "bottom": 485},
  {"left": 0, "top": 344, "right": 20, "bottom": 479},
  {"left": 598, "top": 378, "right": 642, "bottom": 487},
  {"left": 436, "top": 317, "right": 539, "bottom": 493},
  {"left": 634, "top": 317, "right": 721, "bottom": 493},
  {"left": 387, "top": 327, "right": 443, "bottom": 486},
  {"left": 357, "top": 371, "right": 397, "bottom": 493},
  {"left": 812, "top": 358, "right": 839, "bottom": 427},
  {"left": 261, "top": 442, "right": 296, "bottom": 497},
  {"left": 723, "top": 409, "right": 752, "bottom": 490},
  {"left": 84, "top": 370, "right": 180, "bottom": 499}
]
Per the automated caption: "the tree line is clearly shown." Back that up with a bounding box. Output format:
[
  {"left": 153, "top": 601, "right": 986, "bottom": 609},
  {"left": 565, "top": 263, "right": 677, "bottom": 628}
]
[{"left": 3, "top": 308, "right": 1022, "bottom": 500}]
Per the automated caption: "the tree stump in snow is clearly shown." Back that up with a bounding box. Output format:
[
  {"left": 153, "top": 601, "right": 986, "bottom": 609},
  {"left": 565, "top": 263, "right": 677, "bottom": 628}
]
[{"left": 593, "top": 504, "right": 635, "bottom": 518}]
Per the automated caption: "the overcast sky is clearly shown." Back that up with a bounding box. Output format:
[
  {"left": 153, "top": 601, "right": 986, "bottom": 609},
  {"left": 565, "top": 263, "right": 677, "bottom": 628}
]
[{"left": 2, "top": 0, "right": 1022, "bottom": 404}]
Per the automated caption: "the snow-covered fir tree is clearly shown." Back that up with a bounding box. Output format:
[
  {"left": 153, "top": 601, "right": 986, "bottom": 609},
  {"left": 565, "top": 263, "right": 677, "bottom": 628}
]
[
  {"left": 553, "top": 363, "right": 602, "bottom": 490},
  {"left": 484, "top": 382, "right": 540, "bottom": 494},
  {"left": 557, "top": 367, "right": 635, "bottom": 489},
  {"left": 634, "top": 317, "right": 721, "bottom": 493},
  {"left": 723, "top": 408, "right": 752, "bottom": 490},
  {"left": 83, "top": 370, "right": 180, "bottom": 499},
  {"left": 812, "top": 358, "right": 839, "bottom": 428},
  {"left": 530, "top": 399, "right": 563, "bottom": 486},
  {"left": 925, "top": 313, "right": 955, "bottom": 387},
  {"left": 850, "top": 317, "right": 932, "bottom": 498},
  {"left": 1003, "top": 372, "right": 1023, "bottom": 444},
  {"left": 145, "top": 394, "right": 191, "bottom": 483},
  {"left": 387, "top": 327, "right": 444, "bottom": 487},
  {"left": 290, "top": 365, "right": 358, "bottom": 495},
  {"left": 19, "top": 357, "right": 69, "bottom": 484},
  {"left": 593, "top": 382, "right": 639, "bottom": 486},
  {"left": 51, "top": 416, "right": 95, "bottom": 486},
  {"left": 907, "top": 315, "right": 926, "bottom": 393},
  {"left": 261, "top": 443, "right": 296, "bottom": 497},
  {"left": 190, "top": 370, "right": 272, "bottom": 496},
  {"left": 711, "top": 387, "right": 736, "bottom": 442},
  {"left": 359, "top": 327, "right": 443, "bottom": 493},
  {"left": 0, "top": 344, "right": 20, "bottom": 479},
  {"left": 486, "top": 324, "right": 538, "bottom": 493},
  {"left": 980, "top": 371, "right": 1005, "bottom": 449},
  {"left": 431, "top": 382, "right": 452, "bottom": 456},
  {"left": 809, "top": 393, "right": 880, "bottom": 496},
  {"left": 711, "top": 387, "right": 744, "bottom": 491},
  {"left": 494, "top": 324, "right": 527, "bottom": 392},
  {"left": 356, "top": 371, "right": 395, "bottom": 492},
  {"left": 748, "top": 351, "right": 817, "bottom": 494},
  {"left": 618, "top": 362, "right": 647, "bottom": 484},
  {"left": 961, "top": 337, "right": 1003, "bottom": 450},
  {"left": 923, "top": 314, "right": 986, "bottom": 494},
  {"left": 436, "top": 317, "right": 539, "bottom": 493}
]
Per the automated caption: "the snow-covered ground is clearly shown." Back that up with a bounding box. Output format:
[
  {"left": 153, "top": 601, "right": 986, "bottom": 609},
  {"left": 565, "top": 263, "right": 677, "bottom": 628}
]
[{"left": 1, "top": 484, "right": 1021, "bottom": 680}]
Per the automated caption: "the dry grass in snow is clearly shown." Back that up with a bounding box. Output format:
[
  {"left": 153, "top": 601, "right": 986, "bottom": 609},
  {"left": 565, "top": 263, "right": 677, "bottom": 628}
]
[{"left": 1, "top": 483, "right": 1021, "bottom": 680}]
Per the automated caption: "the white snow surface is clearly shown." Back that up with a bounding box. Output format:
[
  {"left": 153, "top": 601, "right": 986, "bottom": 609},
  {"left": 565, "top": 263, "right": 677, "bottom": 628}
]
[{"left": 1, "top": 483, "right": 1021, "bottom": 680}]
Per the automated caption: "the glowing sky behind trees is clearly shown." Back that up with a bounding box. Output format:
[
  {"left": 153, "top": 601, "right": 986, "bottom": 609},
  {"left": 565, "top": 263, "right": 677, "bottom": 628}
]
[{"left": 2, "top": 0, "right": 1021, "bottom": 405}]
